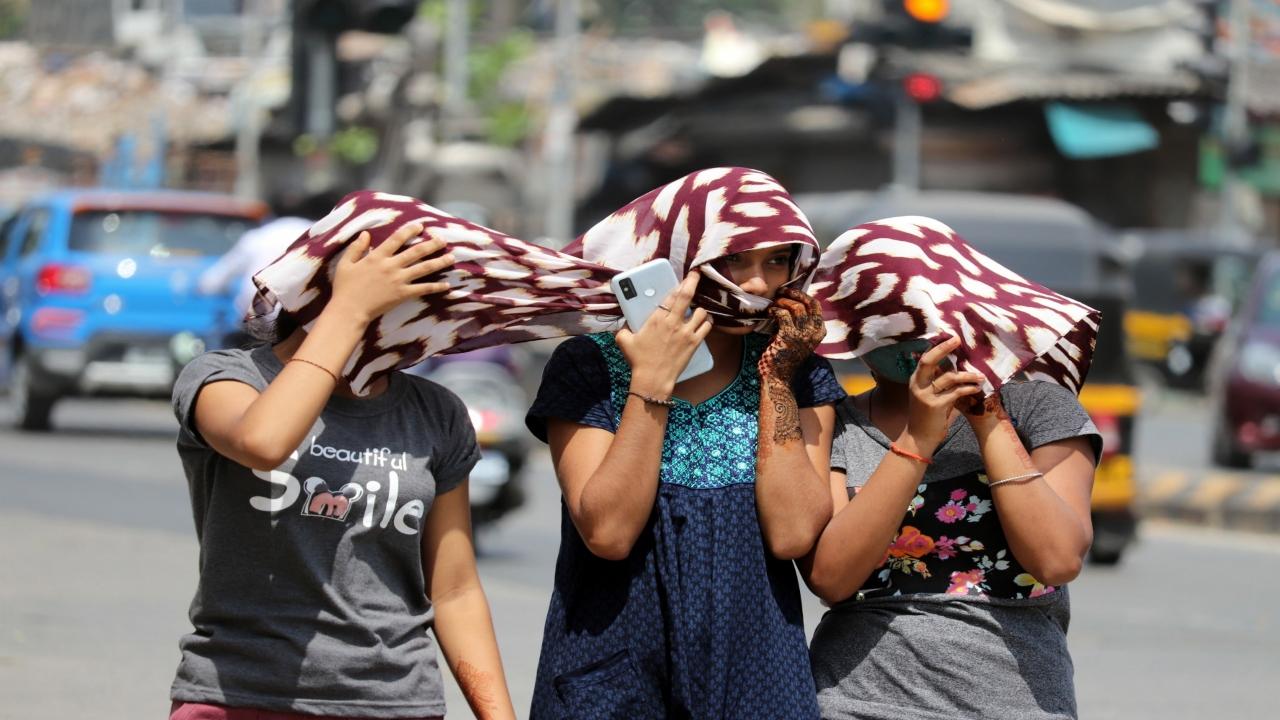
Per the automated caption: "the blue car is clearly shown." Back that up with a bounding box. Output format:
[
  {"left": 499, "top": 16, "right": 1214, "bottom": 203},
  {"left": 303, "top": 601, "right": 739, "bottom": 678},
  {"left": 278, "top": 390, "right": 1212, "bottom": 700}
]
[{"left": 0, "top": 189, "right": 266, "bottom": 430}]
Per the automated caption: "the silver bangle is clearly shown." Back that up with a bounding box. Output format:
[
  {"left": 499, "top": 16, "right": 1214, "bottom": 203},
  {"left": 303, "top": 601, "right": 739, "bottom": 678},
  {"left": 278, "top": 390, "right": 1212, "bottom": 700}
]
[{"left": 987, "top": 471, "right": 1043, "bottom": 488}]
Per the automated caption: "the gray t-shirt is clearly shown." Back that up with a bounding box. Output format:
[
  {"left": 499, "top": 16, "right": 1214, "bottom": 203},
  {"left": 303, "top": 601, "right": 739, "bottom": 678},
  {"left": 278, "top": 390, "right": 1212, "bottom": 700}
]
[
  {"left": 170, "top": 345, "right": 479, "bottom": 718},
  {"left": 812, "top": 380, "right": 1100, "bottom": 720}
]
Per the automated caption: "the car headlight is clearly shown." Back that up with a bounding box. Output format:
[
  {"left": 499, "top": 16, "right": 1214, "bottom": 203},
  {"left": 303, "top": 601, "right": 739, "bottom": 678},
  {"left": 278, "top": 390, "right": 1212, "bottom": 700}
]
[{"left": 1237, "top": 341, "right": 1280, "bottom": 386}]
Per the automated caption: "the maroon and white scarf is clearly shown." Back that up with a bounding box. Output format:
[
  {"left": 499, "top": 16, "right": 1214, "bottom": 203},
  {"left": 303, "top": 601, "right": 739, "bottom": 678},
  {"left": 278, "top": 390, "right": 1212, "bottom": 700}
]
[
  {"left": 811, "top": 216, "right": 1100, "bottom": 394},
  {"left": 252, "top": 168, "right": 1097, "bottom": 396},
  {"left": 251, "top": 168, "right": 819, "bottom": 395}
]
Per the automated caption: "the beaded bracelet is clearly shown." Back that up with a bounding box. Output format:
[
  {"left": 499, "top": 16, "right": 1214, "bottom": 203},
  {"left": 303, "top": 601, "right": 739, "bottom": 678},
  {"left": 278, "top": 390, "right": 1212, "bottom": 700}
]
[
  {"left": 988, "top": 471, "right": 1044, "bottom": 488},
  {"left": 889, "top": 442, "right": 932, "bottom": 466},
  {"left": 627, "top": 390, "right": 676, "bottom": 408},
  {"left": 289, "top": 357, "right": 339, "bottom": 384}
]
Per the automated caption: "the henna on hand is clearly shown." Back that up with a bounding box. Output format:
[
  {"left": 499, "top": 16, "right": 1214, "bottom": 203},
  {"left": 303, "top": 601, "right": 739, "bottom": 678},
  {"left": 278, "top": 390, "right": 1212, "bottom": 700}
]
[
  {"left": 958, "top": 392, "right": 1007, "bottom": 420},
  {"left": 758, "top": 289, "right": 824, "bottom": 457},
  {"left": 764, "top": 374, "right": 803, "bottom": 446},
  {"left": 963, "top": 392, "right": 1035, "bottom": 468},
  {"left": 455, "top": 660, "right": 500, "bottom": 719},
  {"left": 758, "top": 288, "right": 825, "bottom": 382}
]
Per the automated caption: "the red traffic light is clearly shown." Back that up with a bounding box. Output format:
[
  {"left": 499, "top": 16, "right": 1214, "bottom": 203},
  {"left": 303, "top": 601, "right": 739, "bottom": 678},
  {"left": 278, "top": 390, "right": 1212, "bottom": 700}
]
[{"left": 903, "top": 73, "right": 944, "bottom": 103}]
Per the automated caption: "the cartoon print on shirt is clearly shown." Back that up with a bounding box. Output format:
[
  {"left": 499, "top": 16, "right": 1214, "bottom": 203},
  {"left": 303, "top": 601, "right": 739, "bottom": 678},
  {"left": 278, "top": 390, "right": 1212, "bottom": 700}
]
[
  {"left": 246, "top": 440, "right": 432, "bottom": 536},
  {"left": 302, "top": 477, "right": 365, "bottom": 521}
]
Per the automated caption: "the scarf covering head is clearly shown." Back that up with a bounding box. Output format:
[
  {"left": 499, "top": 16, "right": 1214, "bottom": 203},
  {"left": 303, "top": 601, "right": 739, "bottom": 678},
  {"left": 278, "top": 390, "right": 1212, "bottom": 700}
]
[
  {"left": 809, "top": 216, "right": 1100, "bottom": 394},
  {"left": 250, "top": 167, "right": 819, "bottom": 395}
]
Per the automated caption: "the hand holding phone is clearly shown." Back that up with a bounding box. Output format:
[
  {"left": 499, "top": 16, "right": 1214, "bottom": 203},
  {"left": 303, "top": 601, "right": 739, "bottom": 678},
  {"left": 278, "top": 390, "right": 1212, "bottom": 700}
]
[{"left": 610, "top": 260, "right": 715, "bottom": 388}]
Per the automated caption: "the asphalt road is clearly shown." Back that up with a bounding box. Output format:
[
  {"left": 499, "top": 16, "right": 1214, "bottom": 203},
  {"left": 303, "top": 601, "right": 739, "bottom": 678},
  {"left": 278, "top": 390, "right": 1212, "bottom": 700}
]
[{"left": 0, "top": 392, "right": 1276, "bottom": 719}]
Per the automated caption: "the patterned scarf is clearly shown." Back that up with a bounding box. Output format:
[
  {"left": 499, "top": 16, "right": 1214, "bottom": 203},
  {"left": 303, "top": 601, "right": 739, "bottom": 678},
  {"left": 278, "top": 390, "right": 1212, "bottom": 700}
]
[
  {"left": 250, "top": 167, "right": 819, "bottom": 395},
  {"left": 251, "top": 170, "right": 1097, "bottom": 397},
  {"left": 809, "top": 216, "right": 1100, "bottom": 394}
]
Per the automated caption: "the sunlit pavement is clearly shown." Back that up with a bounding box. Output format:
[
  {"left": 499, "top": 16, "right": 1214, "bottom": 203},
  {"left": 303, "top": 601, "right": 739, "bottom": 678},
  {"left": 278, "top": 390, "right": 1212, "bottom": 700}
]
[{"left": 1, "top": 394, "right": 1276, "bottom": 719}]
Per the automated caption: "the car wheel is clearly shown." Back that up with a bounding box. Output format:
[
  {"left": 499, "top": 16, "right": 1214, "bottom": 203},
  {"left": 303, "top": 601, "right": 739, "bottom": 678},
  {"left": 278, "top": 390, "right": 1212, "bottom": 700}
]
[
  {"left": 11, "top": 353, "right": 56, "bottom": 431},
  {"left": 1088, "top": 545, "right": 1123, "bottom": 565},
  {"left": 1211, "top": 420, "right": 1251, "bottom": 469}
]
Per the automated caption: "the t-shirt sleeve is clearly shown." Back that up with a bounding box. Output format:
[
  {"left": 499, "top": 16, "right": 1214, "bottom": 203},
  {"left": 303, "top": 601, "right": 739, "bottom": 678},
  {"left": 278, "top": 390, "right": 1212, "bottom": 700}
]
[
  {"left": 791, "top": 354, "right": 847, "bottom": 408},
  {"left": 171, "top": 350, "right": 265, "bottom": 449},
  {"left": 525, "top": 336, "right": 617, "bottom": 443},
  {"left": 1004, "top": 381, "right": 1103, "bottom": 465},
  {"left": 430, "top": 389, "right": 482, "bottom": 495},
  {"left": 829, "top": 421, "right": 850, "bottom": 473}
]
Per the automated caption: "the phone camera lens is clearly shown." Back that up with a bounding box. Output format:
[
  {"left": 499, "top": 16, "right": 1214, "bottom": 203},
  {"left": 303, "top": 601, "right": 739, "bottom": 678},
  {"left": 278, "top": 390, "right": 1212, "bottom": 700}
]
[{"left": 620, "top": 278, "right": 637, "bottom": 299}]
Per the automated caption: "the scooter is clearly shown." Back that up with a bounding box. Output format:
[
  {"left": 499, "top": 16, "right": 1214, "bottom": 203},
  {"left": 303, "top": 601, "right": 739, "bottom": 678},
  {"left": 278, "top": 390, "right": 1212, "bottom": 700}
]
[{"left": 417, "top": 349, "right": 530, "bottom": 530}]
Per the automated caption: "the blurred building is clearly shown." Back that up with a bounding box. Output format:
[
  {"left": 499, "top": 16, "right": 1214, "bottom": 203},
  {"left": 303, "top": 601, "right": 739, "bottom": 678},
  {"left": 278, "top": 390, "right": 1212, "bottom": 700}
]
[
  {"left": 4, "top": 0, "right": 292, "bottom": 203},
  {"left": 572, "top": 0, "right": 1280, "bottom": 236}
]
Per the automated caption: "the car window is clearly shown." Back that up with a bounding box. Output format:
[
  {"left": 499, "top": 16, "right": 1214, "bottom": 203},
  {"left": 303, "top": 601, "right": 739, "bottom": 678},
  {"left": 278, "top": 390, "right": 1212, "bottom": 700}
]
[
  {"left": 923, "top": 220, "right": 1099, "bottom": 292},
  {"left": 69, "top": 210, "right": 256, "bottom": 257},
  {"left": 1258, "top": 269, "right": 1280, "bottom": 328},
  {"left": 1214, "top": 256, "right": 1258, "bottom": 314},
  {"left": 18, "top": 209, "right": 49, "bottom": 257},
  {"left": 0, "top": 213, "right": 17, "bottom": 261}
]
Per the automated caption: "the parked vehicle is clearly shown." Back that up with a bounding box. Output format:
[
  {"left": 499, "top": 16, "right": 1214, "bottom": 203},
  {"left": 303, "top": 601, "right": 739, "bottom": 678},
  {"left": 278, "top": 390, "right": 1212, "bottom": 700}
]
[
  {"left": 411, "top": 347, "right": 531, "bottom": 530},
  {"left": 1123, "top": 230, "right": 1258, "bottom": 391},
  {"left": 797, "top": 189, "right": 1141, "bottom": 564},
  {"left": 0, "top": 189, "right": 266, "bottom": 430},
  {"left": 1206, "top": 251, "right": 1280, "bottom": 469}
]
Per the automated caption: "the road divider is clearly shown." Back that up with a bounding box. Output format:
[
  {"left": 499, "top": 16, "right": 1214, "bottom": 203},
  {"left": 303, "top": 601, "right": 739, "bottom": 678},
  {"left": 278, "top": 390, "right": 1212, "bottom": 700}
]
[{"left": 1139, "top": 468, "right": 1280, "bottom": 533}]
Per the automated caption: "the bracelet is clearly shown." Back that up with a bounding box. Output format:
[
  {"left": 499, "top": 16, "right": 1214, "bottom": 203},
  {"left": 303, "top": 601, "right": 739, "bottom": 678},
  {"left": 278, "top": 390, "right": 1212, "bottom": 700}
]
[
  {"left": 289, "top": 357, "right": 339, "bottom": 385},
  {"left": 987, "top": 471, "right": 1044, "bottom": 488},
  {"left": 627, "top": 390, "right": 676, "bottom": 408},
  {"left": 889, "top": 442, "right": 932, "bottom": 466}
]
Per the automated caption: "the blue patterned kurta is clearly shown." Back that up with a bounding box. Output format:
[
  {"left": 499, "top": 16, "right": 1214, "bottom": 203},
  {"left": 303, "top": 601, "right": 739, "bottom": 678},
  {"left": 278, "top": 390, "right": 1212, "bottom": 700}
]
[{"left": 526, "top": 332, "right": 845, "bottom": 720}]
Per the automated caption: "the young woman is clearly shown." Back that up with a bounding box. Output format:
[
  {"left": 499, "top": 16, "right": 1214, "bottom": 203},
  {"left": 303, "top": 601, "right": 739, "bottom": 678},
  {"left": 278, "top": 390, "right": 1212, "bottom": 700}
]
[
  {"left": 523, "top": 170, "right": 845, "bottom": 719},
  {"left": 169, "top": 222, "right": 515, "bottom": 720},
  {"left": 804, "top": 217, "right": 1102, "bottom": 720}
]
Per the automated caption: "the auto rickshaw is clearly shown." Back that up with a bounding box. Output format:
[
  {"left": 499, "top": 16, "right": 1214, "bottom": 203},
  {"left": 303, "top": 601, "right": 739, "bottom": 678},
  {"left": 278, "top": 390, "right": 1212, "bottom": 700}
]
[
  {"left": 1122, "top": 230, "right": 1259, "bottom": 391},
  {"left": 798, "top": 189, "right": 1141, "bottom": 564}
]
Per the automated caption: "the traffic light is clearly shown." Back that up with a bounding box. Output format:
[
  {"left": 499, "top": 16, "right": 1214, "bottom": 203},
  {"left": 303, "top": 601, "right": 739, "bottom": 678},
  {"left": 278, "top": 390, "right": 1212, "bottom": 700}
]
[
  {"left": 904, "top": 0, "right": 949, "bottom": 24},
  {"left": 290, "top": 0, "right": 420, "bottom": 136},
  {"left": 903, "top": 72, "right": 943, "bottom": 103},
  {"left": 857, "top": 0, "right": 969, "bottom": 49},
  {"left": 295, "top": 0, "right": 419, "bottom": 34}
]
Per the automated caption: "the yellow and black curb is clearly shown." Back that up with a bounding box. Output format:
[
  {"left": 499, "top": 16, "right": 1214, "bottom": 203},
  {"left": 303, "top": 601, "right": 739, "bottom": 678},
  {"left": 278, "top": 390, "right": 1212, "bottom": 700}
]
[{"left": 1139, "top": 469, "right": 1280, "bottom": 534}]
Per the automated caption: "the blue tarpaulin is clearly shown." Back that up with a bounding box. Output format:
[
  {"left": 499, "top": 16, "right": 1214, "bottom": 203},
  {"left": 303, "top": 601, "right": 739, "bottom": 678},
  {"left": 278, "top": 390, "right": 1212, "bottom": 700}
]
[{"left": 1045, "top": 102, "right": 1159, "bottom": 159}]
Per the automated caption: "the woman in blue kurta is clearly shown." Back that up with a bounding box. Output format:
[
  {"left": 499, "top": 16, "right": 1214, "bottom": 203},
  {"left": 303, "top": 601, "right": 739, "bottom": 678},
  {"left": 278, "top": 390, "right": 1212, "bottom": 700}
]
[{"left": 524, "top": 173, "right": 844, "bottom": 719}]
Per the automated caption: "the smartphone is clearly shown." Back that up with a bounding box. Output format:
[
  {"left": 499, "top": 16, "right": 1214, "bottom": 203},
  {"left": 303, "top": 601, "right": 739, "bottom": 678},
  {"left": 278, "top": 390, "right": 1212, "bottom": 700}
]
[{"left": 610, "top": 259, "right": 714, "bottom": 383}]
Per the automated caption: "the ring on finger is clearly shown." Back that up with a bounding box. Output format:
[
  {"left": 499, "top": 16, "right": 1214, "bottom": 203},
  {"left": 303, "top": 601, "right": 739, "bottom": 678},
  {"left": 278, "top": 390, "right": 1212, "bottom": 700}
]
[
  {"left": 658, "top": 304, "right": 672, "bottom": 312},
  {"left": 930, "top": 379, "right": 943, "bottom": 394}
]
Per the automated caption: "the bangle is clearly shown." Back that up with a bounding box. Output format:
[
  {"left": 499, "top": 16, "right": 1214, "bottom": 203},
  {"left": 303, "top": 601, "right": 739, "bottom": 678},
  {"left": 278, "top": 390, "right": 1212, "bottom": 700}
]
[
  {"left": 889, "top": 442, "right": 932, "bottom": 466},
  {"left": 289, "top": 357, "right": 339, "bottom": 385},
  {"left": 627, "top": 390, "right": 676, "bottom": 408},
  {"left": 987, "top": 471, "right": 1044, "bottom": 488}
]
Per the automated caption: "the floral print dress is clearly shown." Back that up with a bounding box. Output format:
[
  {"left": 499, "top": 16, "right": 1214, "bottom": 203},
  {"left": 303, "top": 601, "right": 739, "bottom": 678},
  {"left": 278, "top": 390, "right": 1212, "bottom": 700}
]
[
  {"left": 810, "top": 380, "right": 1102, "bottom": 720},
  {"left": 862, "top": 471, "right": 1054, "bottom": 600}
]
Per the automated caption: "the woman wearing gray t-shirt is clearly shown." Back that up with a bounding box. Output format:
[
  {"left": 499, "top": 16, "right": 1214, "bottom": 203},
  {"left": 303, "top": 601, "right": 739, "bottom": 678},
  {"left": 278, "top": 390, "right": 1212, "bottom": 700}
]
[
  {"left": 803, "top": 218, "right": 1103, "bottom": 720},
  {"left": 169, "top": 222, "right": 516, "bottom": 719}
]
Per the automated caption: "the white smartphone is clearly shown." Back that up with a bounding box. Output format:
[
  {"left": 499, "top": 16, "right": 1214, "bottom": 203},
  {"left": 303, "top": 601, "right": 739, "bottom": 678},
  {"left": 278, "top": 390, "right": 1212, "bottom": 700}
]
[{"left": 610, "top": 259, "right": 714, "bottom": 383}]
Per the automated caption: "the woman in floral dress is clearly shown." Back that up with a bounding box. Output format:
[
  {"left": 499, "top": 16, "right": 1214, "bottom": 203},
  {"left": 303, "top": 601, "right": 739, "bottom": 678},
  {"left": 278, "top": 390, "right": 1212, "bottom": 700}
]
[{"left": 804, "top": 217, "right": 1103, "bottom": 720}]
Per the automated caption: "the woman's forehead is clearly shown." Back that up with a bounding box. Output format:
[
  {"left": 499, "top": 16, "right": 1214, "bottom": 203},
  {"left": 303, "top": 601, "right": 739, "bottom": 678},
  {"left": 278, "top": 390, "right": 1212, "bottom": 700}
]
[{"left": 729, "top": 244, "right": 796, "bottom": 259}]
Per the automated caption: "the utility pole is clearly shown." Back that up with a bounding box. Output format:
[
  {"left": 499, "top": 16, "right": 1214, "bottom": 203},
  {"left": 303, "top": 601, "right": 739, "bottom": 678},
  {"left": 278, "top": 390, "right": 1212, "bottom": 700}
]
[
  {"left": 543, "top": 0, "right": 580, "bottom": 245},
  {"left": 892, "top": 91, "right": 922, "bottom": 190},
  {"left": 1219, "top": 0, "right": 1253, "bottom": 232},
  {"left": 442, "top": 0, "right": 470, "bottom": 140},
  {"left": 235, "top": 0, "right": 270, "bottom": 199}
]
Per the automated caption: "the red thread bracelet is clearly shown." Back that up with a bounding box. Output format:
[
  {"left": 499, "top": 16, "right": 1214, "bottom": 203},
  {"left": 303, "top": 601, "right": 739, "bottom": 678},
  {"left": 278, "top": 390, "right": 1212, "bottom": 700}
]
[{"left": 889, "top": 442, "right": 932, "bottom": 466}]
